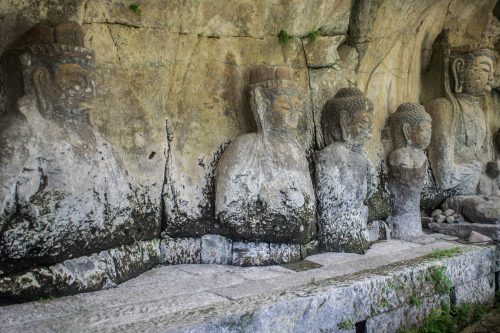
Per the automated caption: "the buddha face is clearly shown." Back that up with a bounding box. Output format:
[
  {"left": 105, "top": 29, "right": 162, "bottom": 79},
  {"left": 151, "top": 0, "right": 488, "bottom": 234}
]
[
  {"left": 35, "top": 62, "right": 95, "bottom": 120},
  {"left": 267, "top": 87, "right": 301, "bottom": 129},
  {"left": 49, "top": 63, "right": 95, "bottom": 116},
  {"left": 454, "top": 54, "right": 494, "bottom": 96},
  {"left": 407, "top": 120, "right": 432, "bottom": 149},
  {"left": 341, "top": 109, "right": 373, "bottom": 144}
]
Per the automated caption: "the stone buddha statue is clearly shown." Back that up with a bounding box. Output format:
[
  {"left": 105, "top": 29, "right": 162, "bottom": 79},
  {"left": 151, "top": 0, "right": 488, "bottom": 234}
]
[
  {"left": 0, "top": 22, "right": 156, "bottom": 275},
  {"left": 215, "top": 66, "right": 315, "bottom": 244},
  {"left": 315, "top": 87, "right": 375, "bottom": 253},
  {"left": 427, "top": 45, "right": 500, "bottom": 223},
  {"left": 388, "top": 103, "right": 432, "bottom": 241}
]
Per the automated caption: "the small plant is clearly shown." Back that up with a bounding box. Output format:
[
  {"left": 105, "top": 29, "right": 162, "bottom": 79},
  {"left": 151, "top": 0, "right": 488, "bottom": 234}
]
[
  {"left": 129, "top": 3, "right": 141, "bottom": 14},
  {"left": 426, "top": 247, "right": 462, "bottom": 260},
  {"left": 278, "top": 30, "right": 293, "bottom": 45},
  {"left": 38, "top": 295, "right": 55, "bottom": 302},
  {"left": 410, "top": 294, "right": 422, "bottom": 307},
  {"left": 306, "top": 28, "right": 322, "bottom": 42},
  {"left": 338, "top": 319, "right": 355, "bottom": 330},
  {"left": 429, "top": 266, "right": 453, "bottom": 294},
  {"left": 379, "top": 298, "right": 390, "bottom": 308}
]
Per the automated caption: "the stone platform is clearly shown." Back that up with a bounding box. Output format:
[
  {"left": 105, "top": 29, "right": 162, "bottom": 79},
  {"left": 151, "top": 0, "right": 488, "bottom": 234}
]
[{"left": 0, "top": 236, "right": 498, "bottom": 333}]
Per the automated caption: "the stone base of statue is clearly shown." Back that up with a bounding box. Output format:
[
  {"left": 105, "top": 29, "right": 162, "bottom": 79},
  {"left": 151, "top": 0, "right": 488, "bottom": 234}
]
[{"left": 318, "top": 201, "right": 370, "bottom": 254}]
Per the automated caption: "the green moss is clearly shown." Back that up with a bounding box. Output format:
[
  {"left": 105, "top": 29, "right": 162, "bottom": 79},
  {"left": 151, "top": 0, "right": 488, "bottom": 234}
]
[
  {"left": 428, "top": 266, "right": 453, "bottom": 294},
  {"left": 379, "top": 298, "right": 390, "bottom": 308},
  {"left": 129, "top": 3, "right": 141, "bottom": 14},
  {"left": 401, "top": 302, "right": 490, "bottom": 333},
  {"left": 278, "top": 30, "right": 293, "bottom": 45},
  {"left": 426, "top": 247, "right": 462, "bottom": 260},
  {"left": 305, "top": 28, "right": 322, "bottom": 42},
  {"left": 338, "top": 319, "right": 354, "bottom": 330},
  {"left": 410, "top": 294, "right": 422, "bottom": 307}
]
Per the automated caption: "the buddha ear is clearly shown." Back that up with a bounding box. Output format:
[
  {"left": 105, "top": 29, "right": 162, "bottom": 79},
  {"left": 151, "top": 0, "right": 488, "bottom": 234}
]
[
  {"left": 339, "top": 110, "right": 350, "bottom": 140},
  {"left": 32, "top": 66, "right": 50, "bottom": 114},
  {"left": 402, "top": 122, "right": 412, "bottom": 144},
  {"left": 452, "top": 58, "right": 465, "bottom": 94}
]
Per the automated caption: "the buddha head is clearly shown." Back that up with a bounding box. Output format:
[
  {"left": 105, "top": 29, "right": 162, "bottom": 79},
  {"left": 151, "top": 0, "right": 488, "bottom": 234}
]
[
  {"left": 2, "top": 22, "right": 95, "bottom": 124},
  {"left": 450, "top": 47, "right": 495, "bottom": 96},
  {"left": 321, "top": 87, "right": 373, "bottom": 146},
  {"left": 390, "top": 103, "right": 432, "bottom": 150},
  {"left": 248, "top": 66, "right": 302, "bottom": 135}
]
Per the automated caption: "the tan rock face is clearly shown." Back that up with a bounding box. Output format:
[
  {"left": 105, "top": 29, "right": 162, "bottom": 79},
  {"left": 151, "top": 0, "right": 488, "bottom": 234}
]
[{"left": 0, "top": 0, "right": 498, "bottom": 239}]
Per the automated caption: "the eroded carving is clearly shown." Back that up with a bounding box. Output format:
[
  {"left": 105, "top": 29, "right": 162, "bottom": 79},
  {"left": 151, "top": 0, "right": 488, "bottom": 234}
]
[
  {"left": 215, "top": 66, "right": 315, "bottom": 243},
  {"left": 388, "top": 103, "right": 432, "bottom": 240},
  {"left": 0, "top": 22, "right": 158, "bottom": 275},
  {"left": 427, "top": 43, "right": 500, "bottom": 224},
  {"left": 315, "top": 87, "right": 375, "bottom": 253}
]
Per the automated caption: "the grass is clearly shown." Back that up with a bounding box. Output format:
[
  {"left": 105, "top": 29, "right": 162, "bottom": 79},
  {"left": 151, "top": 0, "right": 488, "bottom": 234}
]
[
  {"left": 426, "top": 247, "right": 462, "bottom": 260},
  {"left": 129, "top": 3, "right": 141, "bottom": 14},
  {"left": 38, "top": 295, "right": 55, "bottom": 302},
  {"left": 278, "top": 30, "right": 293, "bottom": 45},
  {"left": 338, "top": 319, "right": 354, "bottom": 330},
  {"left": 305, "top": 28, "right": 322, "bottom": 42},
  {"left": 428, "top": 266, "right": 453, "bottom": 294}
]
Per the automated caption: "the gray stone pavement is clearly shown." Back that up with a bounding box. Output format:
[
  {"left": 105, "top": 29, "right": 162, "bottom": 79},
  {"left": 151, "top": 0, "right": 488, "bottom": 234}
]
[{"left": 0, "top": 234, "right": 495, "bottom": 333}]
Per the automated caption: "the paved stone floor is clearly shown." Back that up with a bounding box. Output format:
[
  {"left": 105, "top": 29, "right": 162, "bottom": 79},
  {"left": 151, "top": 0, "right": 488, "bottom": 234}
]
[{"left": 0, "top": 234, "right": 495, "bottom": 333}]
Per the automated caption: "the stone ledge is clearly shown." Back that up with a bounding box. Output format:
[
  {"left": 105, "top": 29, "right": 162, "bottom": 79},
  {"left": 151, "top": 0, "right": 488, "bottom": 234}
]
[
  {"left": 0, "top": 238, "right": 497, "bottom": 333},
  {"left": 429, "top": 221, "right": 500, "bottom": 241}
]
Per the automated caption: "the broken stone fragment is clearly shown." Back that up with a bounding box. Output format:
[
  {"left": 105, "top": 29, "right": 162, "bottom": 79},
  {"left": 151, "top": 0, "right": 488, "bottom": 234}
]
[
  {"left": 446, "top": 216, "right": 455, "bottom": 224},
  {"left": 468, "top": 231, "right": 492, "bottom": 243}
]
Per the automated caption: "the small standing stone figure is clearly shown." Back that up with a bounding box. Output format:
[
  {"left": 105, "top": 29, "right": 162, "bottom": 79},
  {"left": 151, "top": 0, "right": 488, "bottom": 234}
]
[
  {"left": 215, "top": 66, "right": 315, "bottom": 244},
  {"left": 315, "top": 87, "right": 375, "bottom": 253},
  {"left": 388, "top": 103, "right": 432, "bottom": 241}
]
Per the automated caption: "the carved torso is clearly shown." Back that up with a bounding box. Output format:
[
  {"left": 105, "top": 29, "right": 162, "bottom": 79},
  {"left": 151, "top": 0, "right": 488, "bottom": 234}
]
[{"left": 454, "top": 96, "right": 487, "bottom": 163}]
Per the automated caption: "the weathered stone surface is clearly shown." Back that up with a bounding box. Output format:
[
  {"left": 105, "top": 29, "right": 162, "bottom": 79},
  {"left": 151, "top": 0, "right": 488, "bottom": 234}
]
[
  {"left": 232, "top": 241, "right": 271, "bottom": 266},
  {"left": 454, "top": 274, "right": 496, "bottom": 307},
  {"left": 159, "top": 237, "right": 201, "bottom": 265},
  {"left": 315, "top": 88, "right": 375, "bottom": 253},
  {"left": 388, "top": 103, "right": 431, "bottom": 241},
  {"left": 0, "top": 239, "right": 160, "bottom": 302},
  {"left": 201, "top": 234, "right": 232, "bottom": 265},
  {"left": 270, "top": 243, "right": 301, "bottom": 264},
  {"left": 214, "top": 66, "right": 315, "bottom": 243},
  {"left": 303, "top": 35, "right": 346, "bottom": 68},
  {"left": 300, "top": 240, "right": 319, "bottom": 259}
]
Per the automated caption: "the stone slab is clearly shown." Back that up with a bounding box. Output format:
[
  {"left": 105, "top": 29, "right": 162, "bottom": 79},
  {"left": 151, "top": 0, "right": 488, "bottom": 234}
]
[
  {"left": 0, "top": 240, "right": 497, "bottom": 333},
  {"left": 429, "top": 222, "right": 500, "bottom": 241}
]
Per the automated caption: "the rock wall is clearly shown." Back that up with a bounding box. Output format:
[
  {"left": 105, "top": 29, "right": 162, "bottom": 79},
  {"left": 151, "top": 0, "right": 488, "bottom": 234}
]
[{"left": 0, "top": 0, "right": 499, "bottom": 296}]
